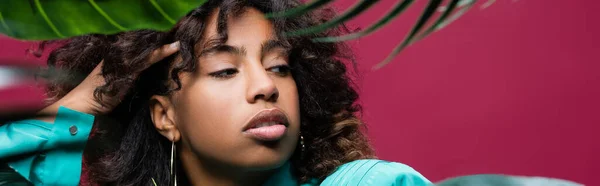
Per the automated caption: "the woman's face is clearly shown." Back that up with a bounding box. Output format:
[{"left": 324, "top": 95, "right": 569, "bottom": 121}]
[{"left": 155, "top": 8, "right": 300, "bottom": 171}]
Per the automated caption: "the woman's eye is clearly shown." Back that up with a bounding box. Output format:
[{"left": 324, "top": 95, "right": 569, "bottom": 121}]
[
  {"left": 268, "top": 65, "right": 291, "bottom": 76},
  {"left": 209, "top": 68, "right": 238, "bottom": 79}
]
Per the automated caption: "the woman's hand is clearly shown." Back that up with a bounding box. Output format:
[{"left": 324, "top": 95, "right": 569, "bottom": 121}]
[{"left": 38, "top": 41, "right": 180, "bottom": 122}]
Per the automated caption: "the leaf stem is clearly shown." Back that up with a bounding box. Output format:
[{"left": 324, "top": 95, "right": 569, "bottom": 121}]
[
  {"left": 88, "top": 0, "right": 127, "bottom": 31},
  {"left": 150, "top": 0, "right": 175, "bottom": 24},
  {"left": 34, "top": 0, "right": 64, "bottom": 38}
]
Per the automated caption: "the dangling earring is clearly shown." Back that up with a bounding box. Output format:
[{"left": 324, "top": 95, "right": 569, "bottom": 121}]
[
  {"left": 299, "top": 133, "right": 306, "bottom": 160},
  {"left": 170, "top": 141, "right": 177, "bottom": 186}
]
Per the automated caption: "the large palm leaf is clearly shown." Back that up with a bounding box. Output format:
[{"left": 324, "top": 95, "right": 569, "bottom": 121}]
[{"left": 0, "top": 0, "right": 206, "bottom": 40}]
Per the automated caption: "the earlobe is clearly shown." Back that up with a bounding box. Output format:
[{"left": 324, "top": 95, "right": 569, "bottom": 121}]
[{"left": 149, "top": 95, "right": 181, "bottom": 142}]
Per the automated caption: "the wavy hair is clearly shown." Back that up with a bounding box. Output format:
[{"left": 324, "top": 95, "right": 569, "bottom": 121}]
[{"left": 42, "top": 0, "right": 375, "bottom": 185}]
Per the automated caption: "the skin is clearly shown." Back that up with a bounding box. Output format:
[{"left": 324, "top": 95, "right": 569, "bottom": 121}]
[
  {"left": 41, "top": 6, "right": 298, "bottom": 186},
  {"left": 149, "top": 8, "right": 301, "bottom": 186}
]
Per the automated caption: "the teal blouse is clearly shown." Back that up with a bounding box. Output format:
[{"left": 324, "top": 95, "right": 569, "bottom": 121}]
[{"left": 0, "top": 106, "right": 431, "bottom": 186}]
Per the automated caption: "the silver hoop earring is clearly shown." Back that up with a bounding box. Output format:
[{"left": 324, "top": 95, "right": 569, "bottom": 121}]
[{"left": 171, "top": 141, "right": 177, "bottom": 186}]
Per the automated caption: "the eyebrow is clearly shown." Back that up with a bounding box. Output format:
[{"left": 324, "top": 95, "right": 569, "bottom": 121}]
[
  {"left": 261, "top": 40, "right": 290, "bottom": 56},
  {"left": 199, "top": 39, "right": 290, "bottom": 58}
]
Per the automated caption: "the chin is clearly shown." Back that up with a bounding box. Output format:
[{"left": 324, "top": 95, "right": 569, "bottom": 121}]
[
  {"left": 246, "top": 158, "right": 288, "bottom": 171},
  {"left": 236, "top": 144, "right": 294, "bottom": 171}
]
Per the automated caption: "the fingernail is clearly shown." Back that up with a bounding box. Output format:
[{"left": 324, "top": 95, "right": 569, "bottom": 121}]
[{"left": 170, "top": 41, "right": 180, "bottom": 49}]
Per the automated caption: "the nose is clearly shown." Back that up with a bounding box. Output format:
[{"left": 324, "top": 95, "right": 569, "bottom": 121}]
[{"left": 246, "top": 64, "right": 279, "bottom": 103}]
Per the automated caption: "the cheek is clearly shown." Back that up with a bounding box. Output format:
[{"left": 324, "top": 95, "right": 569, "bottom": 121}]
[
  {"left": 173, "top": 81, "right": 243, "bottom": 146},
  {"left": 277, "top": 78, "right": 301, "bottom": 128}
]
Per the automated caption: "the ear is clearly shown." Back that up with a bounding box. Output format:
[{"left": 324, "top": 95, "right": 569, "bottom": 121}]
[{"left": 149, "top": 95, "right": 180, "bottom": 142}]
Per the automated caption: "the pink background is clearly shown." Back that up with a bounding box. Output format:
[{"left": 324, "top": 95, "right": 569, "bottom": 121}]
[{"left": 1, "top": 0, "right": 598, "bottom": 185}]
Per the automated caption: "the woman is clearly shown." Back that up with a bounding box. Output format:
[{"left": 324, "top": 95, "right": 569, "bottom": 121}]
[{"left": 0, "top": 0, "right": 430, "bottom": 185}]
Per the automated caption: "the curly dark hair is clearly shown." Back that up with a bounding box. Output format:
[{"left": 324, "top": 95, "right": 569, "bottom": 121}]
[{"left": 42, "top": 0, "right": 375, "bottom": 185}]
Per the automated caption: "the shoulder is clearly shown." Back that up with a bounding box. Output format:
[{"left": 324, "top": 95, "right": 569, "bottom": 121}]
[{"left": 319, "top": 159, "right": 431, "bottom": 186}]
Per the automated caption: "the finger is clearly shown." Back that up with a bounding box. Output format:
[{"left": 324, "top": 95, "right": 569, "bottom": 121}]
[{"left": 148, "top": 41, "right": 180, "bottom": 64}]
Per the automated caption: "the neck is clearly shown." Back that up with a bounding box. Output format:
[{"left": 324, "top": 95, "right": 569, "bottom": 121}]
[{"left": 179, "top": 146, "right": 277, "bottom": 186}]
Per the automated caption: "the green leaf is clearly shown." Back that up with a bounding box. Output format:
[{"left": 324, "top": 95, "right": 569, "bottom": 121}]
[
  {"left": 481, "top": 0, "right": 496, "bottom": 9},
  {"left": 312, "top": 0, "right": 415, "bottom": 42},
  {"left": 284, "top": 0, "right": 381, "bottom": 37},
  {"left": 438, "top": 0, "right": 477, "bottom": 29},
  {"left": 373, "top": 0, "right": 444, "bottom": 70},
  {"left": 309, "top": 0, "right": 478, "bottom": 69},
  {"left": 0, "top": 0, "right": 206, "bottom": 40},
  {"left": 265, "top": 0, "right": 334, "bottom": 18},
  {"left": 433, "top": 174, "right": 583, "bottom": 186},
  {"left": 409, "top": 0, "right": 462, "bottom": 44},
  {"left": 411, "top": 0, "right": 475, "bottom": 44}
]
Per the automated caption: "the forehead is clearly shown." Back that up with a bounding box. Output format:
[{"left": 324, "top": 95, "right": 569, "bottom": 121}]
[{"left": 202, "top": 7, "right": 277, "bottom": 46}]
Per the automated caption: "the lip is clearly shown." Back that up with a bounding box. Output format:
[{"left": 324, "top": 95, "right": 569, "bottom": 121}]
[{"left": 242, "top": 108, "right": 290, "bottom": 141}]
